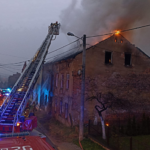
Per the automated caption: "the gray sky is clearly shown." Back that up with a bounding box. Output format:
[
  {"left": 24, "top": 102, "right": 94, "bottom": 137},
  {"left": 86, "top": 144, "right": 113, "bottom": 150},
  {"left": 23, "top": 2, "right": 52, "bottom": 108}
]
[
  {"left": 0, "top": 0, "right": 150, "bottom": 77},
  {"left": 0, "top": 0, "right": 76, "bottom": 77}
]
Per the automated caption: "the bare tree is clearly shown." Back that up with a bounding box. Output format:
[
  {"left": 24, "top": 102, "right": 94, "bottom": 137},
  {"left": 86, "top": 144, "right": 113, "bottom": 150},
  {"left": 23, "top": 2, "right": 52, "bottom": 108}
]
[{"left": 86, "top": 78, "right": 131, "bottom": 139}]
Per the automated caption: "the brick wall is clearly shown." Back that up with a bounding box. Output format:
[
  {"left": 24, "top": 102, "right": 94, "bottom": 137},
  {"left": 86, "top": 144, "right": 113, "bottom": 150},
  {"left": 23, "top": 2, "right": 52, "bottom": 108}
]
[{"left": 43, "top": 34, "right": 150, "bottom": 126}]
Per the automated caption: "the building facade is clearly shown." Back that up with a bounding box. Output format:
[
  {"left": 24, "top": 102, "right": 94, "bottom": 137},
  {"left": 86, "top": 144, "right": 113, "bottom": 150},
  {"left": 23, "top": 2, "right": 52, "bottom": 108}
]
[{"left": 36, "top": 34, "right": 150, "bottom": 126}]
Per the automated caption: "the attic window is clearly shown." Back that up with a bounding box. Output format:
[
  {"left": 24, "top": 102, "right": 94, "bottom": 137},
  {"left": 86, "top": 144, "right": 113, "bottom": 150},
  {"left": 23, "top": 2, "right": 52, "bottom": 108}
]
[
  {"left": 105, "top": 51, "right": 112, "bottom": 64},
  {"left": 125, "top": 53, "right": 131, "bottom": 66}
]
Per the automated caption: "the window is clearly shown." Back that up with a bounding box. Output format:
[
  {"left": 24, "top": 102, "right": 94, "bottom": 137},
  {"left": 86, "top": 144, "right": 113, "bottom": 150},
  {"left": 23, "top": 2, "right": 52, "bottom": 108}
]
[
  {"left": 60, "top": 100, "right": 63, "bottom": 115},
  {"left": 55, "top": 100, "right": 57, "bottom": 112},
  {"left": 65, "top": 103, "right": 68, "bottom": 119},
  {"left": 105, "top": 51, "right": 112, "bottom": 64},
  {"left": 60, "top": 74, "right": 64, "bottom": 88},
  {"left": 125, "top": 53, "right": 131, "bottom": 66},
  {"left": 66, "top": 74, "right": 70, "bottom": 89},
  {"left": 56, "top": 74, "right": 58, "bottom": 87}
]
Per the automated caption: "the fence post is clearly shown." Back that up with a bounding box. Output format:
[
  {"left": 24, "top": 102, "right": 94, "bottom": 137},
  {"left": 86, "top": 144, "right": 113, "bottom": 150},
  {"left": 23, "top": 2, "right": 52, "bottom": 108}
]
[
  {"left": 130, "top": 137, "right": 132, "bottom": 150},
  {"left": 88, "top": 120, "right": 91, "bottom": 135},
  {"left": 107, "top": 126, "right": 110, "bottom": 146}
]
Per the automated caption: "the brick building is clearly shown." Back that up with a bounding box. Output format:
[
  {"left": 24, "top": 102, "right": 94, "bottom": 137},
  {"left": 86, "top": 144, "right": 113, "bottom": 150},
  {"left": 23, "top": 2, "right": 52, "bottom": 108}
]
[{"left": 35, "top": 34, "right": 150, "bottom": 126}]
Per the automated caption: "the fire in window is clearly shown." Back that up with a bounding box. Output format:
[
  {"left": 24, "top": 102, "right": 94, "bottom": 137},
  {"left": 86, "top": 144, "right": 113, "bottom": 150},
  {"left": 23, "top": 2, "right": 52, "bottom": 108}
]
[
  {"left": 125, "top": 53, "right": 131, "bottom": 66},
  {"left": 65, "top": 103, "right": 68, "bottom": 119},
  {"left": 105, "top": 51, "right": 112, "bottom": 64},
  {"left": 60, "top": 100, "right": 63, "bottom": 115},
  {"left": 66, "top": 74, "right": 70, "bottom": 89},
  {"left": 60, "top": 74, "right": 64, "bottom": 88}
]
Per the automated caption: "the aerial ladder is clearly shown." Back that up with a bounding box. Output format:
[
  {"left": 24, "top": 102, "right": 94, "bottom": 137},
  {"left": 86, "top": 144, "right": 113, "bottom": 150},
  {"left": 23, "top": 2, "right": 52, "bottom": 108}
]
[{"left": 0, "top": 22, "right": 60, "bottom": 133}]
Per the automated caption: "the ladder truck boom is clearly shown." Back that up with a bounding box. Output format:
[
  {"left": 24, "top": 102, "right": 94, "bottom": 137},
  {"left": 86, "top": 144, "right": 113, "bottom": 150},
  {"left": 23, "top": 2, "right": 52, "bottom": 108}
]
[{"left": 0, "top": 22, "right": 60, "bottom": 134}]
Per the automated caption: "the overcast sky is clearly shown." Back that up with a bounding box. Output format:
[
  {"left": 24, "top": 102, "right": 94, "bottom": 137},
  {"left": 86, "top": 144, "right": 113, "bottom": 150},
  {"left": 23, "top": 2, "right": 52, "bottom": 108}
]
[
  {"left": 0, "top": 0, "right": 150, "bottom": 77},
  {"left": 0, "top": 0, "right": 78, "bottom": 77}
]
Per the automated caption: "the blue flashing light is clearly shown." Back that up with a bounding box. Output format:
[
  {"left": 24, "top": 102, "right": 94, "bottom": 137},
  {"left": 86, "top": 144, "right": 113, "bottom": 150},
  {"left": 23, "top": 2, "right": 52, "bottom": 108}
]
[
  {"left": 6, "top": 93, "right": 9, "bottom": 96},
  {"left": 7, "top": 88, "right": 11, "bottom": 92}
]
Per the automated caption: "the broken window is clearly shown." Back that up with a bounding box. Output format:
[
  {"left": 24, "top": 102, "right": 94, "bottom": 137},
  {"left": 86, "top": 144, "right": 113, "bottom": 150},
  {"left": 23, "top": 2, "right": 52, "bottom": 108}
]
[
  {"left": 66, "top": 74, "right": 70, "bottom": 89},
  {"left": 65, "top": 103, "right": 68, "bottom": 119},
  {"left": 105, "top": 51, "right": 112, "bottom": 64},
  {"left": 125, "top": 53, "right": 131, "bottom": 66}
]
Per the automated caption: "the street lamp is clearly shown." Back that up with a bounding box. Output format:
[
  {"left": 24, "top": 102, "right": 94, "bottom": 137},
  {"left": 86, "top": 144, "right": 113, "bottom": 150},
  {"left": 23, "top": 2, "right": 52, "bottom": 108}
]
[{"left": 67, "top": 32, "right": 86, "bottom": 141}]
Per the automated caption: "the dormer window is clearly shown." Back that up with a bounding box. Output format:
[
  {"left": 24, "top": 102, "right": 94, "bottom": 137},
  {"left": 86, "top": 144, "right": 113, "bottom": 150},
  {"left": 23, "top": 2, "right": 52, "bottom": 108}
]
[
  {"left": 125, "top": 53, "right": 131, "bottom": 66},
  {"left": 105, "top": 51, "right": 112, "bottom": 64}
]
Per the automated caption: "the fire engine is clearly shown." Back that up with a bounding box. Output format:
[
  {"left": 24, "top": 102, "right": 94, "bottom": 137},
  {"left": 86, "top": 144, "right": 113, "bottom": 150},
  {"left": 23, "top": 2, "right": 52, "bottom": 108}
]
[{"left": 0, "top": 22, "right": 60, "bottom": 149}]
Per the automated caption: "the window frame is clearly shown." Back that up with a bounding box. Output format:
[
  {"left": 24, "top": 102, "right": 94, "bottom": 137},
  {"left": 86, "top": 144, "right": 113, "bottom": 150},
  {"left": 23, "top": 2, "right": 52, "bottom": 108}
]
[
  {"left": 66, "top": 74, "right": 70, "bottom": 89},
  {"left": 60, "top": 74, "right": 64, "bottom": 88},
  {"left": 56, "top": 74, "right": 58, "bottom": 87},
  {"left": 65, "top": 103, "right": 68, "bottom": 119},
  {"left": 125, "top": 53, "right": 132, "bottom": 66}
]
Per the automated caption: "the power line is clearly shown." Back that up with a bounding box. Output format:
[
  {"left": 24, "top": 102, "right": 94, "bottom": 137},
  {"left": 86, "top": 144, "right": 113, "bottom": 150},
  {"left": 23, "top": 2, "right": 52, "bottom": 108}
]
[
  {"left": 46, "top": 45, "right": 81, "bottom": 61},
  {"left": 0, "top": 66, "right": 17, "bottom": 73},
  {"left": 1, "top": 23, "right": 150, "bottom": 66},
  {"left": 0, "top": 65, "right": 21, "bottom": 71},
  {"left": 0, "top": 60, "right": 29, "bottom": 66},
  {"left": 47, "top": 38, "right": 80, "bottom": 55},
  {"left": 0, "top": 52, "right": 28, "bottom": 59},
  {"left": 0, "top": 39, "right": 80, "bottom": 66},
  {"left": 87, "top": 24, "right": 150, "bottom": 38}
]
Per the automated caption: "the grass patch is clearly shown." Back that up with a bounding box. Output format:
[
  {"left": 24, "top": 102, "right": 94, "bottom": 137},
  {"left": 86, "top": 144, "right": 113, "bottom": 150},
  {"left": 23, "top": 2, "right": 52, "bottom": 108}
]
[
  {"left": 74, "top": 138, "right": 106, "bottom": 150},
  {"left": 109, "top": 135, "right": 150, "bottom": 150}
]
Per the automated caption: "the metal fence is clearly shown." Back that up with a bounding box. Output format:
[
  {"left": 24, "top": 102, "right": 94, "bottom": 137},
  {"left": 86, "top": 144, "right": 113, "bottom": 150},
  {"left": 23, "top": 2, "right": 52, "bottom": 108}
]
[{"left": 88, "top": 119, "right": 150, "bottom": 150}]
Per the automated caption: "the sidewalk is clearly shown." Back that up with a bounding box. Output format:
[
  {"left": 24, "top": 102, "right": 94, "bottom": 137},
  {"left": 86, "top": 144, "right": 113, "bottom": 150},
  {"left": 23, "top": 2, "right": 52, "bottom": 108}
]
[{"left": 36, "top": 110, "right": 82, "bottom": 150}]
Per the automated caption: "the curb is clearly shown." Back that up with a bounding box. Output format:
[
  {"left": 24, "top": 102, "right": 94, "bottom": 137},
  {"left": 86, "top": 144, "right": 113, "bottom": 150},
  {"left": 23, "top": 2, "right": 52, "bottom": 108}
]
[{"left": 88, "top": 135, "right": 110, "bottom": 150}]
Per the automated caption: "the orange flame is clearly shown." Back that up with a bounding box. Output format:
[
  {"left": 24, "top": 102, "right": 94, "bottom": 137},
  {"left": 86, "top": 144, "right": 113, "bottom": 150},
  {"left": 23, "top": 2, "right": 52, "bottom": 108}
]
[
  {"left": 106, "top": 123, "right": 109, "bottom": 127},
  {"left": 115, "top": 30, "right": 120, "bottom": 35},
  {"left": 17, "top": 122, "right": 20, "bottom": 126}
]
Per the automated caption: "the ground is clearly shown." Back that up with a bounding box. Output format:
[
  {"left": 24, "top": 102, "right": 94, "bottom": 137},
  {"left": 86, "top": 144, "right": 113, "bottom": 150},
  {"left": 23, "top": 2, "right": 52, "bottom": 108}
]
[{"left": 35, "top": 109, "right": 82, "bottom": 150}]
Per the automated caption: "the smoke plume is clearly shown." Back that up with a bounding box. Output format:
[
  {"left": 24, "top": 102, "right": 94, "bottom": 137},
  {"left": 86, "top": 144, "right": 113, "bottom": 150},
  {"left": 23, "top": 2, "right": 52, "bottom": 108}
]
[{"left": 60, "top": 0, "right": 150, "bottom": 55}]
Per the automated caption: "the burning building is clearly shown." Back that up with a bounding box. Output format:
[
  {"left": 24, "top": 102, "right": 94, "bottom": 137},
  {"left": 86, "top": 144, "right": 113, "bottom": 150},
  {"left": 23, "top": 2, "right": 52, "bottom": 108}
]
[{"left": 35, "top": 34, "right": 150, "bottom": 126}]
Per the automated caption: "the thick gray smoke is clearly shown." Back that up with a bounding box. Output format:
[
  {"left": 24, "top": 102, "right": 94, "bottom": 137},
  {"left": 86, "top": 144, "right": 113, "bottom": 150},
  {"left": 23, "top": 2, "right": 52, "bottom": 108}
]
[{"left": 60, "top": 0, "right": 150, "bottom": 55}]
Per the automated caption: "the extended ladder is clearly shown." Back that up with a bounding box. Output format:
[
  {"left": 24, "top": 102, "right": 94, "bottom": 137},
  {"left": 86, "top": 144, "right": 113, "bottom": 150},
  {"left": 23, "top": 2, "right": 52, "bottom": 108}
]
[{"left": 0, "top": 22, "right": 60, "bottom": 132}]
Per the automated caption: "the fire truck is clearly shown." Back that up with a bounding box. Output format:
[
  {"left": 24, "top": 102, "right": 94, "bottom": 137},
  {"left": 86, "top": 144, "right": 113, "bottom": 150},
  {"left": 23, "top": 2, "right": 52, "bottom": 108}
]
[{"left": 0, "top": 22, "right": 60, "bottom": 149}]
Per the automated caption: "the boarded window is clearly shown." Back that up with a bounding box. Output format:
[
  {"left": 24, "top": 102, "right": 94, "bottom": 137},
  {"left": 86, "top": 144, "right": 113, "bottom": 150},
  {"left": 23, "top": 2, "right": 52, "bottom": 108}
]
[
  {"left": 60, "top": 74, "right": 64, "bottom": 88},
  {"left": 56, "top": 74, "right": 58, "bottom": 87},
  {"left": 125, "top": 53, "right": 131, "bottom": 66},
  {"left": 65, "top": 103, "right": 68, "bottom": 119},
  {"left": 105, "top": 51, "right": 112, "bottom": 64},
  {"left": 66, "top": 74, "right": 70, "bottom": 89}
]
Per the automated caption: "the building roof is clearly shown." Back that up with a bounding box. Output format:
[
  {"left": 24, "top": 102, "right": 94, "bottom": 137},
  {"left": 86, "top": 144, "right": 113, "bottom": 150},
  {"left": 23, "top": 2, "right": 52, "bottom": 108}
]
[{"left": 45, "top": 34, "right": 150, "bottom": 64}]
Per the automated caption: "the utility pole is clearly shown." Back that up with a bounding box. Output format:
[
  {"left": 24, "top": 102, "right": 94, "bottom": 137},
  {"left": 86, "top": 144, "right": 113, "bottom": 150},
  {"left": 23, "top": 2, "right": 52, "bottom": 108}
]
[{"left": 79, "top": 34, "right": 86, "bottom": 141}]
